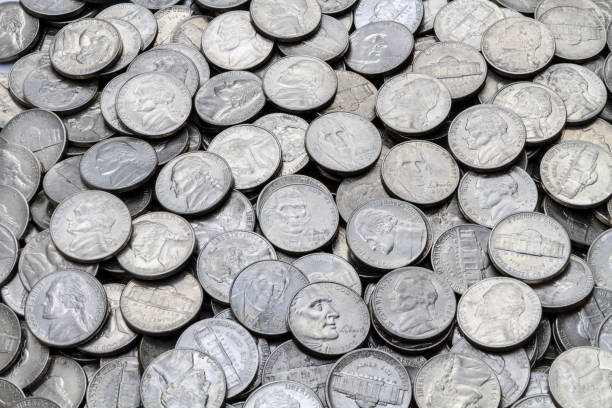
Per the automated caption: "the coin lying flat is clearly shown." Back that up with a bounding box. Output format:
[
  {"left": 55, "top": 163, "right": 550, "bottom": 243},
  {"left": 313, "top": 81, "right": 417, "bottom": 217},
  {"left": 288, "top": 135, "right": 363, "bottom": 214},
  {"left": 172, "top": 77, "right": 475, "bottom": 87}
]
[
  {"left": 140, "top": 349, "right": 226, "bottom": 408},
  {"left": 0, "top": 224, "right": 18, "bottom": 287},
  {"left": 86, "top": 357, "right": 140, "bottom": 408},
  {"left": 99, "top": 72, "right": 137, "bottom": 134},
  {"left": 256, "top": 174, "right": 332, "bottom": 216},
  {"left": 7, "top": 52, "right": 47, "bottom": 107},
  {"left": 152, "top": 5, "right": 193, "bottom": 47},
  {"left": 98, "top": 18, "right": 143, "bottom": 77},
  {"left": 0, "top": 144, "right": 40, "bottom": 202},
  {"left": 0, "top": 2, "right": 40, "bottom": 63},
  {"left": 292, "top": 253, "right": 362, "bottom": 295},
  {"left": 353, "top": 0, "right": 423, "bottom": 32},
  {"left": 587, "top": 229, "right": 612, "bottom": 290},
  {"left": 0, "top": 304, "right": 21, "bottom": 375},
  {"left": 559, "top": 118, "right": 612, "bottom": 155},
  {"left": 250, "top": 0, "right": 322, "bottom": 42},
  {"left": 96, "top": 3, "right": 158, "bottom": 50},
  {"left": 30, "top": 355, "right": 86, "bottom": 408}
]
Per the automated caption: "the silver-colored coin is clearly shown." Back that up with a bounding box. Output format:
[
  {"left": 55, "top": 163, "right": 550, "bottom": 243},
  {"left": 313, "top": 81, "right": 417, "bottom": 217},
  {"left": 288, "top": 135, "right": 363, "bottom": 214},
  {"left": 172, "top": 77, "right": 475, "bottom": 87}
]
[
  {"left": 197, "top": 230, "right": 276, "bottom": 304},
  {"left": 30, "top": 356, "right": 85, "bottom": 408},
  {"left": 0, "top": 74, "right": 25, "bottom": 128},
  {"left": 458, "top": 277, "right": 542, "bottom": 350},
  {"left": 203, "top": 11, "right": 273, "bottom": 71},
  {"left": 431, "top": 224, "right": 499, "bottom": 295},
  {"left": 259, "top": 183, "right": 339, "bottom": 254},
  {"left": 20, "top": 0, "right": 85, "bottom": 19},
  {"left": 18, "top": 229, "right": 97, "bottom": 292},
  {"left": 593, "top": 0, "right": 612, "bottom": 26},
  {"left": 9, "top": 398, "right": 58, "bottom": 408},
  {"left": 542, "top": 195, "right": 607, "bottom": 247},
  {"left": 292, "top": 253, "right": 362, "bottom": 295},
  {"left": 560, "top": 118, "right": 612, "bottom": 155},
  {"left": 116, "top": 72, "right": 192, "bottom": 138},
  {"left": 140, "top": 348, "right": 226, "bottom": 408},
  {"left": 80, "top": 137, "right": 157, "bottom": 193},
  {"left": 22, "top": 62, "right": 97, "bottom": 115},
  {"left": 208, "top": 125, "right": 281, "bottom": 191},
  {"left": 413, "top": 41, "right": 486, "bottom": 100},
  {"left": 0, "top": 224, "right": 17, "bottom": 287},
  {"left": 345, "top": 21, "right": 414, "bottom": 77},
  {"left": 183, "top": 122, "right": 201, "bottom": 152},
  {"left": 98, "top": 18, "right": 143, "bottom": 77},
  {"left": 604, "top": 53, "right": 612, "bottom": 94},
  {"left": 151, "top": 126, "right": 190, "bottom": 165},
  {"left": 372, "top": 266, "right": 456, "bottom": 341},
  {"left": 176, "top": 318, "right": 259, "bottom": 398},
  {"left": 540, "top": 141, "right": 612, "bottom": 209},
  {"left": 512, "top": 394, "right": 556, "bottom": 408},
  {"left": 279, "top": 15, "right": 349, "bottom": 63},
  {"left": 86, "top": 357, "right": 140, "bottom": 408},
  {"left": 347, "top": 198, "right": 427, "bottom": 272},
  {"left": 264, "top": 56, "right": 337, "bottom": 113},
  {"left": 254, "top": 113, "right": 309, "bottom": 177},
  {"left": 588, "top": 229, "right": 612, "bottom": 290},
  {"left": 119, "top": 184, "right": 154, "bottom": 218},
  {"left": 433, "top": 0, "right": 504, "bottom": 50},
  {"left": 195, "top": 0, "right": 249, "bottom": 11},
  {"left": 482, "top": 18, "right": 555, "bottom": 77},
  {"left": 50, "top": 190, "right": 132, "bottom": 263},
  {"left": 423, "top": 194, "right": 469, "bottom": 243},
  {"left": 117, "top": 212, "right": 195, "bottom": 280},
  {"left": 354, "top": 0, "right": 423, "bottom": 32},
  {"left": 25, "top": 270, "right": 107, "bottom": 348},
  {"left": 321, "top": 70, "right": 377, "bottom": 120},
  {"left": 1, "top": 323, "right": 49, "bottom": 389},
  {"left": 0, "top": 2, "right": 40, "bottom": 63},
  {"left": 99, "top": 72, "right": 137, "bottom": 134},
  {"left": 256, "top": 174, "right": 332, "bottom": 217},
  {"left": 0, "top": 378, "right": 24, "bottom": 407},
  {"left": 492, "top": 82, "right": 566, "bottom": 145},
  {"left": 152, "top": 5, "right": 193, "bottom": 46},
  {"left": 450, "top": 338, "right": 530, "bottom": 407},
  {"left": 230, "top": 260, "right": 308, "bottom": 336},
  {"left": 250, "top": 0, "right": 322, "bottom": 42},
  {"left": 478, "top": 69, "right": 513, "bottom": 103},
  {"left": 549, "top": 346, "right": 612, "bottom": 408},
  {"left": 62, "top": 96, "right": 115, "bottom": 146},
  {"left": 315, "top": 0, "right": 356, "bottom": 14},
  {"left": 376, "top": 73, "right": 451, "bottom": 136},
  {"left": 195, "top": 71, "right": 265, "bottom": 127},
  {"left": 138, "top": 335, "right": 178, "bottom": 371},
  {"left": 0, "top": 304, "right": 21, "bottom": 375},
  {"left": 170, "top": 15, "right": 208, "bottom": 49},
  {"left": 497, "top": 0, "right": 539, "bottom": 13},
  {"left": 50, "top": 19, "right": 121, "bottom": 79},
  {"left": 524, "top": 368, "right": 550, "bottom": 397},
  {"left": 383, "top": 140, "right": 459, "bottom": 206},
  {"left": 534, "top": 63, "right": 607, "bottom": 124},
  {"left": 0, "top": 185, "right": 29, "bottom": 242},
  {"left": 128, "top": 48, "right": 199, "bottom": 96},
  {"left": 448, "top": 104, "right": 526, "bottom": 172},
  {"left": 247, "top": 381, "right": 322, "bottom": 408},
  {"left": 96, "top": 3, "right": 157, "bottom": 50},
  {"left": 327, "top": 348, "right": 411, "bottom": 408},
  {"left": 42, "top": 156, "right": 87, "bottom": 205},
  {"left": 532, "top": 255, "right": 595, "bottom": 312},
  {"left": 306, "top": 112, "right": 381, "bottom": 176},
  {"left": 489, "top": 212, "right": 571, "bottom": 283},
  {"left": 120, "top": 270, "right": 203, "bottom": 335},
  {"left": 1, "top": 274, "right": 27, "bottom": 317},
  {"left": 417, "top": 0, "right": 448, "bottom": 34},
  {"left": 132, "top": 0, "right": 181, "bottom": 10},
  {"left": 0, "top": 143, "right": 40, "bottom": 201},
  {"left": 366, "top": 332, "right": 432, "bottom": 382},
  {"left": 156, "top": 42, "right": 211, "bottom": 86},
  {"left": 597, "top": 314, "right": 612, "bottom": 352},
  {"left": 458, "top": 167, "right": 538, "bottom": 228}
]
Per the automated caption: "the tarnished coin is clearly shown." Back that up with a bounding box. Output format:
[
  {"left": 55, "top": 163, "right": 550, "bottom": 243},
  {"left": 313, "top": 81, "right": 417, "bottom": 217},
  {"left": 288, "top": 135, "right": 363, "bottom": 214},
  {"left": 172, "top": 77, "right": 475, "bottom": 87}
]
[
  {"left": 534, "top": 63, "right": 607, "bottom": 124},
  {"left": 23, "top": 62, "right": 97, "bottom": 115},
  {"left": 0, "top": 224, "right": 17, "bottom": 287},
  {"left": 434, "top": 0, "right": 504, "bottom": 50},
  {"left": 549, "top": 346, "right": 612, "bottom": 408},
  {"left": 117, "top": 212, "right": 195, "bottom": 280},
  {"left": 42, "top": 156, "right": 87, "bottom": 205},
  {"left": 344, "top": 21, "right": 413, "bottom": 77},
  {"left": 62, "top": 96, "right": 114, "bottom": 146},
  {"left": 207, "top": 125, "right": 281, "bottom": 192},
  {"left": 194, "top": 71, "right": 265, "bottom": 127},
  {"left": 247, "top": 380, "right": 322, "bottom": 408},
  {"left": 478, "top": 69, "right": 513, "bottom": 103},
  {"left": 413, "top": 41, "right": 486, "bottom": 100},
  {"left": 0, "top": 74, "right": 24, "bottom": 128},
  {"left": 292, "top": 253, "right": 361, "bottom": 295},
  {"left": 116, "top": 72, "right": 191, "bottom": 138},
  {"left": 120, "top": 271, "right": 203, "bottom": 335},
  {"left": 259, "top": 183, "right": 339, "bottom": 254},
  {"left": 2, "top": 323, "right": 49, "bottom": 389},
  {"left": 532, "top": 255, "right": 595, "bottom": 312},
  {"left": 560, "top": 118, "right": 612, "bottom": 154},
  {"left": 0, "top": 304, "right": 21, "bottom": 375},
  {"left": 9, "top": 398, "right": 58, "bottom": 408},
  {"left": 176, "top": 318, "right": 259, "bottom": 398},
  {"left": 588, "top": 229, "right": 612, "bottom": 290},
  {"left": 1, "top": 274, "right": 26, "bottom": 318},
  {"left": 230, "top": 260, "right": 308, "bottom": 336},
  {"left": 347, "top": 199, "right": 427, "bottom": 272},
  {"left": 306, "top": 112, "right": 381, "bottom": 176},
  {"left": 197, "top": 231, "right": 276, "bottom": 304},
  {"left": 250, "top": 0, "right": 322, "bottom": 42},
  {"left": 132, "top": 0, "right": 181, "bottom": 10},
  {"left": 254, "top": 113, "right": 309, "bottom": 176},
  {"left": 279, "top": 15, "right": 348, "bottom": 63},
  {"left": 431, "top": 224, "right": 499, "bottom": 295},
  {"left": 458, "top": 277, "right": 542, "bottom": 350},
  {"left": 0, "top": 2, "right": 40, "bottom": 63},
  {"left": 597, "top": 314, "right": 612, "bottom": 352},
  {"left": 0, "top": 144, "right": 40, "bottom": 201},
  {"left": 450, "top": 339, "right": 530, "bottom": 407},
  {"left": 354, "top": 0, "right": 423, "bottom": 32},
  {"left": 50, "top": 19, "right": 121, "bottom": 79},
  {"left": 18, "top": 229, "right": 97, "bottom": 292},
  {"left": 382, "top": 140, "right": 459, "bottom": 206},
  {"left": 512, "top": 394, "right": 556, "bottom": 408},
  {"left": 86, "top": 357, "right": 140, "bottom": 408},
  {"left": 321, "top": 70, "right": 377, "bottom": 120},
  {"left": 152, "top": 5, "right": 193, "bottom": 46},
  {"left": 20, "top": 0, "right": 85, "bottom": 20},
  {"left": 140, "top": 349, "right": 226, "bottom": 408},
  {"left": 96, "top": 3, "right": 157, "bottom": 50},
  {"left": 203, "top": 11, "right": 273, "bottom": 71},
  {"left": 30, "top": 356, "right": 86, "bottom": 408},
  {"left": 326, "top": 349, "right": 411, "bottom": 408},
  {"left": 542, "top": 196, "right": 607, "bottom": 247},
  {"left": 482, "top": 18, "right": 555, "bottom": 77},
  {"left": 372, "top": 267, "right": 456, "bottom": 341},
  {"left": 492, "top": 82, "right": 566, "bottom": 145},
  {"left": 376, "top": 73, "right": 451, "bottom": 136},
  {"left": 128, "top": 48, "right": 199, "bottom": 96},
  {"left": 448, "top": 104, "right": 526, "bottom": 172},
  {"left": 170, "top": 15, "right": 208, "bottom": 49},
  {"left": 0, "top": 186, "right": 29, "bottom": 243},
  {"left": 25, "top": 270, "right": 107, "bottom": 348},
  {"left": 458, "top": 167, "right": 538, "bottom": 228},
  {"left": 99, "top": 72, "right": 137, "bottom": 135}
]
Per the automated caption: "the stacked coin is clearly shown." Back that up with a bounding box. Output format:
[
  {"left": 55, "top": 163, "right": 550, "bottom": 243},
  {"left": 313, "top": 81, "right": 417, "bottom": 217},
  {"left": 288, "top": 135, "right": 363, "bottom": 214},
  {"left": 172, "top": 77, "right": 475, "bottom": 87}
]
[{"left": 0, "top": 0, "right": 611, "bottom": 407}]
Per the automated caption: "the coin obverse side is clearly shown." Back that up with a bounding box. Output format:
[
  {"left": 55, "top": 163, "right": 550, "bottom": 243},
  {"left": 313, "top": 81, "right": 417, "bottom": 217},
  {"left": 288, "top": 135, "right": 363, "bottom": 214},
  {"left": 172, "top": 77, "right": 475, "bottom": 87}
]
[
  {"left": 250, "top": 0, "right": 322, "bottom": 42},
  {"left": 354, "top": 0, "right": 423, "bottom": 32},
  {"left": 96, "top": 3, "right": 157, "bottom": 50},
  {"left": 0, "top": 2, "right": 40, "bottom": 63},
  {"left": 30, "top": 355, "right": 87, "bottom": 408}
]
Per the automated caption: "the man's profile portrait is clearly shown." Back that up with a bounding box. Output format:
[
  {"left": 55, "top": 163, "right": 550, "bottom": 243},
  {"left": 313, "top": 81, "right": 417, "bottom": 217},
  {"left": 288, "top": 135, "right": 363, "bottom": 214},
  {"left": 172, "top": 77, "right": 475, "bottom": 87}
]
[
  {"left": 134, "top": 84, "right": 178, "bottom": 133},
  {"left": 259, "top": 0, "right": 310, "bottom": 35},
  {"left": 274, "top": 60, "right": 324, "bottom": 106},
  {"left": 94, "top": 140, "right": 143, "bottom": 186},
  {"left": 542, "top": 67, "right": 602, "bottom": 119},
  {"left": 510, "top": 86, "right": 554, "bottom": 141},
  {"left": 498, "top": 20, "right": 543, "bottom": 71},
  {"left": 0, "top": 6, "right": 26, "bottom": 56},
  {"left": 384, "top": 78, "right": 441, "bottom": 130},
  {"left": 389, "top": 275, "right": 439, "bottom": 335},
  {"left": 463, "top": 109, "right": 513, "bottom": 165},
  {"left": 291, "top": 287, "right": 340, "bottom": 352},
  {"left": 153, "top": 352, "right": 211, "bottom": 408},
  {"left": 236, "top": 267, "right": 290, "bottom": 329},
  {"left": 196, "top": 79, "right": 261, "bottom": 121},
  {"left": 473, "top": 282, "right": 526, "bottom": 343},
  {"left": 55, "top": 27, "right": 113, "bottom": 66},
  {"left": 474, "top": 172, "right": 525, "bottom": 225},
  {"left": 66, "top": 199, "right": 117, "bottom": 258},
  {"left": 128, "top": 220, "right": 191, "bottom": 270}
]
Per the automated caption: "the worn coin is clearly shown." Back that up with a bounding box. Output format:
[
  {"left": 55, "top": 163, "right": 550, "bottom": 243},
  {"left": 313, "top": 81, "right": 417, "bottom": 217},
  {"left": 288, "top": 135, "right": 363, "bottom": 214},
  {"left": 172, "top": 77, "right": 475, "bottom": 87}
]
[
  {"left": 152, "top": 6, "right": 193, "bottom": 46},
  {"left": 140, "top": 348, "right": 226, "bottom": 408},
  {"left": 354, "top": 0, "right": 423, "bottom": 32},
  {"left": 559, "top": 118, "right": 612, "bottom": 155},
  {"left": 176, "top": 318, "right": 258, "bottom": 398},
  {"left": 1, "top": 274, "right": 27, "bottom": 318},
  {"left": 86, "top": 357, "right": 140, "bottom": 408},
  {"left": 30, "top": 356, "right": 86, "bottom": 408},
  {"left": 9, "top": 398, "right": 59, "bottom": 408},
  {"left": 279, "top": 15, "right": 348, "bottom": 63},
  {"left": 376, "top": 73, "right": 451, "bottom": 136},
  {"left": 62, "top": 96, "right": 115, "bottom": 146},
  {"left": 0, "top": 187, "right": 28, "bottom": 244},
  {"left": 170, "top": 15, "right": 208, "bottom": 49},
  {"left": 587, "top": 229, "right": 612, "bottom": 290},
  {"left": 8, "top": 52, "right": 47, "bottom": 106},
  {"left": 542, "top": 195, "right": 607, "bottom": 247},
  {"left": 197, "top": 230, "right": 276, "bottom": 304},
  {"left": 0, "top": 74, "right": 24, "bottom": 128},
  {"left": 120, "top": 270, "right": 203, "bottom": 335},
  {"left": 0, "top": 2, "right": 40, "bottom": 63},
  {"left": 42, "top": 156, "right": 87, "bottom": 205},
  {"left": 0, "top": 224, "right": 17, "bottom": 287},
  {"left": 292, "top": 253, "right": 361, "bottom": 295},
  {"left": 321, "top": 70, "right": 377, "bottom": 120},
  {"left": 1, "top": 322, "right": 49, "bottom": 389},
  {"left": 0, "top": 143, "right": 40, "bottom": 201},
  {"left": 250, "top": 0, "right": 322, "bottom": 42},
  {"left": 97, "top": 18, "right": 142, "bottom": 77},
  {"left": 0, "top": 304, "right": 21, "bottom": 375},
  {"left": 96, "top": 3, "right": 157, "bottom": 50},
  {"left": 0, "top": 378, "right": 24, "bottom": 407},
  {"left": 326, "top": 348, "right": 411, "bottom": 408},
  {"left": 99, "top": 72, "right": 137, "bottom": 134},
  {"left": 230, "top": 260, "right": 308, "bottom": 336}
]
